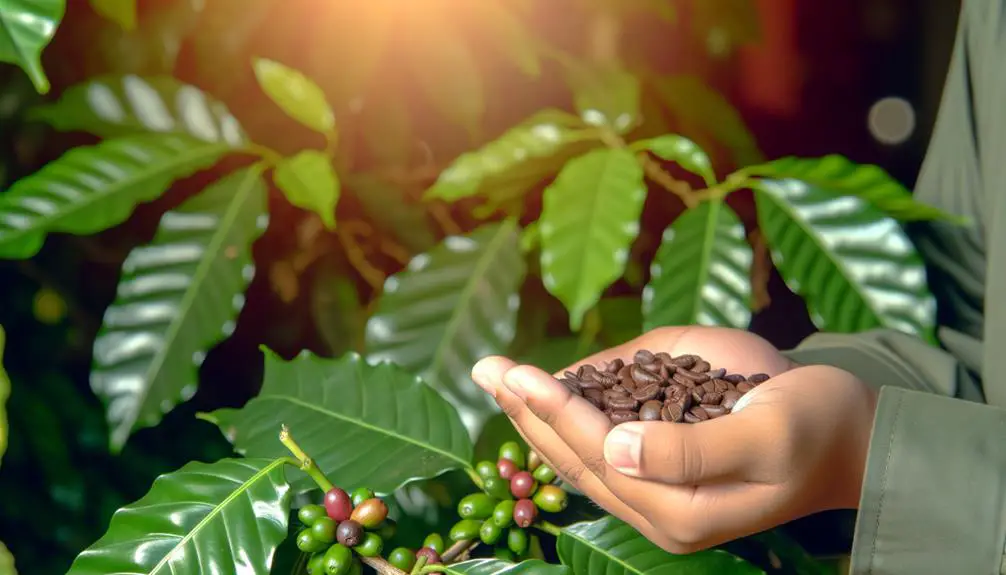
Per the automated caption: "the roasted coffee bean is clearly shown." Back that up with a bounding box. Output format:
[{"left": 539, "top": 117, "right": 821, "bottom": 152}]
[
  {"left": 591, "top": 370, "right": 619, "bottom": 388},
  {"left": 578, "top": 377, "right": 606, "bottom": 391},
  {"left": 664, "top": 384, "right": 686, "bottom": 402},
  {"left": 671, "top": 373, "right": 695, "bottom": 387},
  {"left": 671, "top": 354, "right": 698, "bottom": 368},
  {"left": 604, "top": 358, "right": 624, "bottom": 373},
  {"left": 658, "top": 364, "right": 673, "bottom": 380},
  {"left": 655, "top": 352, "right": 674, "bottom": 366},
  {"left": 632, "top": 384, "right": 662, "bottom": 402},
  {"left": 674, "top": 369, "right": 710, "bottom": 384},
  {"left": 724, "top": 373, "right": 746, "bottom": 384},
  {"left": 721, "top": 390, "right": 742, "bottom": 410},
  {"left": 707, "top": 368, "right": 726, "bottom": 379},
  {"left": 701, "top": 392, "right": 723, "bottom": 406},
  {"left": 584, "top": 389, "right": 604, "bottom": 407},
  {"left": 704, "top": 405, "right": 727, "bottom": 418},
  {"left": 693, "top": 360, "right": 711, "bottom": 373},
  {"left": 701, "top": 381, "right": 717, "bottom": 394},
  {"left": 631, "top": 364, "right": 663, "bottom": 386},
  {"left": 619, "top": 377, "right": 638, "bottom": 391},
  {"left": 578, "top": 364, "right": 597, "bottom": 378},
  {"left": 610, "top": 410, "right": 639, "bottom": 423},
  {"left": 562, "top": 379, "right": 584, "bottom": 396},
  {"left": 712, "top": 379, "right": 732, "bottom": 392},
  {"left": 736, "top": 382, "right": 754, "bottom": 393},
  {"left": 617, "top": 364, "right": 632, "bottom": 381},
  {"left": 634, "top": 350, "right": 656, "bottom": 364},
  {"left": 608, "top": 396, "right": 640, "bottom": 411},
  {"left": 639, "top": 400, "right": 663, "bottom": 421},
  {"left": 691, "top": 387, "right": 706, "bottom": 403},
  {"left": 750, "top": 373, "right": 770, "bottom": 384},
  {"left": 660, "top": 402, "right": 684, "bottom": 422}
]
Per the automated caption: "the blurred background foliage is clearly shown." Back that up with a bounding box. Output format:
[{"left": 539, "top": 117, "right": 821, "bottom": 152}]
[{"left": 0, "top": 0, "right": 960, "bottom": 573}]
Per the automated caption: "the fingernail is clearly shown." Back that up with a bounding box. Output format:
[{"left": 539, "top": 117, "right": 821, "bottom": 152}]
[
  {"left": 605, "top": 427, "right": 641, "bottom": 473},
  {"left": 470, "top": 361, "right": 496, "bottom": 398},
  {"left": 503, "top": 370, "right": 536, "bottom": 401}
]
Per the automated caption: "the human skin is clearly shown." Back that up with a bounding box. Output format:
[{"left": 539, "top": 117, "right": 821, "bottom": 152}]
[{"left": 471, "top": 325, "right": 878, "bottom": 553}]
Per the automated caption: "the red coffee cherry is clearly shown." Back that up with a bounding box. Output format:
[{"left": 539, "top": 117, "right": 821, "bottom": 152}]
[
  {"left": 509, "top": 471, "right": 537, "bottom": 499},
  {"left": 497, "top": 458, "right": 519, "bottom": 480},
  {"left": 324, "top": 487, "right": 353, "bottom": 522},
  {"left": 416, "top": 546, "right": 443, "bottom": 573},
  {"left": 513, "top": 498, "right": 538, "bottom": 528}
]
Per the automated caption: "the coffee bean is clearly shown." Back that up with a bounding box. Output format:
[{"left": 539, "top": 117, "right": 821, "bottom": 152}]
[
  {"left": 707, "top": 368, "right": 726, "bottom": 379},
  {"left": 671, "top": 373, "right": 697, "bottom": 387},
  {"left": 639, "top": 400, "right": 663, "bottom": 421},
  {"left": 701, "top": 392, "right": 723, "bottom": 406},
  {"left": 632, "top": 384, "right": 661, "bottom": 402},
  {"left": 592, "top": 370, "right": 619, "bottom": 388},
  {"left": 693, "top": 360, "right": 711, "bottom": 373},
  {"left": 610, "top": 410, "right": 639, "bottom": 423},
  {"left": 634, "top": 350, "right": 656, "bottom": 364},
  {"left": 608, "top": 396, "right": 640, "bottom": 411},
  {"left": 736, "top": 382, "right": 754, "bottom": 393},
  {"left": 560, "top": 379, "right": 583, "bottom": 396},
  {"left": 674, "top": 369, "right": 710, "bottom": 384},
  {"left": 721, "top": 390, "right": 742, "bottom": 410},
  {"left": 578, "top": 377, "right": 606, "bottom": 391},
  {"left": 688, "top": 406, "right": 710, "bottom": 422},
  {"left": 655, "top": 352, "right": 674, "bottom": 366},
  {"left": 631, "top": 364, "right": 663, "bottom": 386},
  {"left": 578, "top": 364, "right": 597, "bottom": 379},
  {"left": 670, "top": 354, "right": 698, "bottom": 368},
  {"left": 607, "top": 386, "right": 629, "bottom": 397},
  {"left": 658, "top": 364, "right": 673, "bottom": 380},
  {"left": 564, "top": 371, "right": 579, "bottom": 381},
  {"left": 660, "top": 403, "right": 684, "bottom": 422},
  {"left": 584, "top": 389, "right": 604, "bottom": 408},
  {"left": 617, "top": 364, "right": 632, "bottom": 382},
  {"left": 749, "top": 373, "right": 770, "bottom": 384},
  {"left": 691, "top": 388, "right": 706, "bottom": 403},
  {"left": 723, "top": 374, "right": 746, "bottom": 384},
  {"left": 704, "top": 405, "right": 727, "bottom": 418},
  {"left": 701, "top": 381, "right": 717, "bottom": 394},
  {"left": 604, "top": 358, "right": 624, "bottom": 373},
  {"left": 712, "top": 379, "right": 732, "bottom": 393}
]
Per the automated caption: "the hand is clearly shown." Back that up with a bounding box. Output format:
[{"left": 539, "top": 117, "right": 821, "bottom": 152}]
[{"left": 471, "top": 326, "right": 878, "bottom": 553}]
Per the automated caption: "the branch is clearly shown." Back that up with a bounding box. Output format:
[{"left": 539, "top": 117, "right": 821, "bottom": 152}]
[
  {"left": 442, "top": 539, "right": 479, "bottom": 563},
  {"left": 748, "top": 229, "right": 772, "bottom": 312},
  {"left": 337, "top": 223, "right": 386, "bottom": 291},
  {"left": 362, "top": 556, "right": 409, "bottom": 575}
]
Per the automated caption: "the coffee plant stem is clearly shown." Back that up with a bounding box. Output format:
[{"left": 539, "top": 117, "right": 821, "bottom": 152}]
[
  {"left": 599, "top": 127, "right": 699, "bottom": 208},
  {"left": 534, "top": 520, "right": 562, "bottom": 537},
  {"left": 410, "top": 555, "right": 429, "bottom": 575},
  {"left": 244, "top": 142, "right": 283, "bottom": 166},
  {"left": 361, "top": 556, "right": 409, "bottom": 575},
  {"left": 336, "top": 226, "right": 386, "bottom": 290},
  {"left": 278, "top": 425, "right": 335, "bottom": 492},
  {"left": 442, "top": 539, "right": 479, "bottom": 563},
  {"left": 465, "top": 467, "right": 486, "bottom": 490}
]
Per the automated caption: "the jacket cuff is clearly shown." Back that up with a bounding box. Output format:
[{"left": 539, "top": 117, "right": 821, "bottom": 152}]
[{"left": 850, "top": 386, "right": 1006, "bottom": 574}]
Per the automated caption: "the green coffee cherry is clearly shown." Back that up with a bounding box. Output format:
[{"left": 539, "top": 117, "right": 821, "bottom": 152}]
[
  {"left": 532, "top": 465, "right": 557, "bottom": 484},
  {"left": 322, "top": 543, "right": 353, "bottom": 575},
  {"left": 492, "top": 500, "right": 515, "bottom": 528},
  {"left": 299, "top": 504, "right": 327, "bottom": 526},
  {"left": 311, "top": 517, "right": 337, "bottom": 544},
  {"left": 449, "top": 519, "right": 483, "bottom": 541},
  {"left": 347, "top": 559, "right": 362, "bottom": 575},
  {"left": 498, "top": 441, "right": 527, "bottom": 469},
  {"left": 533, "top": 484, "right": 569, "bottom": 513},
  {"left": 376, "top": 519, "right": 397, "bottom": 540},
  {"left": 353, "top": 532, "right": 384, "bottom": 557},
  {"left": 350, "top": 487, "right": 375, "bottom": 507},
  {"left": 297, "top": 529, "right": 328, "bottom": 553},
  {"left": 475, "top": 460, "right": 499, "bottom": 479},
  {"left": 483, "top": 476, "right": 512, "bottom": 500},
  {"left": 307, "top": 552, "right": 325, "bottom": 574},
  {"left": 458, "top": 493, "right": 497, "bottom": 520},
  {"left": 479, "top": 519, "right": 503, "bottom": 545},
  {"left": 423, "top": 533, "right": 445, "bottom": 554},
  {"left": 494, "top": 547, "right": 517, "bottom": 562},
  {"left": 388, "top": 547, "right": 417, "bottom": 571},
  {"left": 507, "top": 528, "right": 529, "bottom": 556}
]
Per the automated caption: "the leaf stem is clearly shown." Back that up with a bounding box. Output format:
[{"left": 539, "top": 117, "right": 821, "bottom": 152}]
[
  {"left": 245, "top": 143, "right": 283, "bottom": 166},
  {"left": 601, "top": 129, "right": 697, "bottom": 208},
  {"left": 278, "top": 425, "right": 334, "bottom": 492},
  {"left": 411, "top": 555, "right": 429, "bottom": 574},
  {"left": 336, "top": 225, "right": 386, "bottom": 291},
  {"left": 465, "top": 467, "right": 485, "bottom": 491},
  {"left": 533, "top": 520, "right": 562, "bottom": 537}
]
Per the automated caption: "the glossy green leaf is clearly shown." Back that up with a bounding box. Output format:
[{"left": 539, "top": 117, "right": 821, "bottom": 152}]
[
  {"left": 0, "top": 134, "right": 231, "bottom": 260},
  {"left": 0, "top": 0, "right": 64, "bottom": 94},
  {"left": 480, "top": 0, "right": 540, "bottom": 77},
  {"left": 639, "top": 134, "right": 716, "bottom": 186},
  {"left": 643, "top": 200, "right": 752, "bottom": 330},
  {"left": 203, "top": 350, "right": 473, "bottom": 495},
  {"left": 409, "top": 25, "right": 485, "bottom": 139},
  {"left": 424, "top": 109, "right": 589, "bottom": 202},
  {"left": 540, "top": 148, "right": 646, "bottom": 330},
  {"left": 597, "top": 296, "right": 642, "bottom": 346},
  {"left": 443, "top": 559, "right": 570, "bottom": 574},
  {"left": 252, "top": 58, "right": 335, "bottom": 134},
  {"left": 0, "top": 540, "right": 15, "bottom": 575},
  {"left": 28, "top": 75, "right": 247, "bottom": 145},
  {"left": 66, "top": 458, "right": 291, "bottom": 575},
  {"left": 365, "top": 221, "right": 526, "bottom": 434},
  {"left": 348, "top": 175, "right": 436, "bottom": 253},
  {"left": 558, "top": 516, "right": 763, "bottom": 575},
  {"left": 91, "top": 167, "right": 268, "bottom": 451},
  {"left": 744, "top": 155, "right": 960, "bottom": 222},
  {"left": 273, "top": 150, "right": 340, "bottom": 229},
  {"left": 754, "top": 178, "right": 936, "bottom": 339},
  {"left": 565, "top": 63, "right": 640, "bottom": 134},
  {"left": 90, "top": 0, "right": 136, "bottom": 30},
  {"left": 0, "top": 326, "right": 8, "bottom": 468}
]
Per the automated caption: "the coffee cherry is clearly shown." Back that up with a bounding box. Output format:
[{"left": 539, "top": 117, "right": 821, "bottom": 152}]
[
  {"left": 307, "top": 552, "right": 325, "bottom": 574},
  {"left": 498, "top": 441, "right": 527, "bottom": 469},
  {"left": 350, "top": 487, "right": 375, "bottom": 507},
  {"left": 353, "top": 532, "right": 384, "bottom": 557},
  {"left": 416, "top": 546, "right": 443, "bottom": 568},
  {"left": 324, "top": 488, "right": 353, "bottom": 522},
  {"left": 494, "top": 547, "right": 517, "bottom": 562},
  {"left": 457, "top": 493, "right": 497, "bottom": 520},
  {"left": 311, "top": 517, "right": 337, "bottom": 544},
  {"left": 510, "top": 471, "right": 537, "bottom": 499},
  {"left": 350, "top": 498, "right": 388, "bottom": 529},
  {"left": 479, "top": 519, "right": 503, "bottom": 545},
  {"left": 322, "top": 543, "right": 353, "bottom": 575},
  {"left": 422, "top": 533, "right": 445, "bottom": 554},
  {"left": 346, "top": 559, "right": 362, "bottom": 575},
  {"left": 497, "top": 458, "right": 519, "bottom": 480},
  {"left": 449, "top": 518, "right": 482, "bottom": 541},
  {"left": 296, "top": 529, "right": 328, "bottom": 553},
  {"left": 513, "top": 499, "right": 538, "bottom": 528},
  {"left": 482, "top": 476, "right": 512, "bottom": 500},
  {"left": 388, "top": 547, "right": 417, "bottom": 571},
  {"left": 475, "top": 460, "right": 499, "bottom": 479},
  {"left": 299, "top": 504, "right": 327, "bottom": 526},
  {"left": 507, "top": 527, "right": 529, "bottom": 556},
  {"left": 492, "top": 500, "right": 515, "bottom": 528},
  {"left": 527, "top": 451, "right": 543, "bottom": 472},
  {"left": 376, "top": 519, "right": 397, "bottom": 540},
  {"left": 336, "top": 520, "right": 364, "bottom": 547},
  {"left": 532, "top": 465, "right": 557, "bottom": 484},
  {"left": 533, "top": 485, "right": 569, "bottom": 513}
]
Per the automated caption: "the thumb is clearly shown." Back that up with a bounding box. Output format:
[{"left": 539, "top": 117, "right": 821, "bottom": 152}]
[{"left": 603, "top": 414, "right": 761, "bottom": 485}]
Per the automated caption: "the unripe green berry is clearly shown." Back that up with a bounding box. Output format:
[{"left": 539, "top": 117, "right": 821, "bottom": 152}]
[
  {"left": 353, "top": 532, "right": 384, "bottom": 557},
  {"left": 494, "top": 547, "right": 517, "bottom": 562},
  {"left": 449, "top": 519, "right": 482, "bottom": 541},
  {"left": 457, "top": 493, "right": 497, "bottom": 520},
  {"left": 299, "top": 504, "right": 327, "bottom": 526},
  {"left": 479, "top": 519, "right": 503, "bottom": 545},
  {"left": 482, "top": 476, "right": 512, "bottom": 500},
  {"left": 346, "top": 559, "right": 362, "bottom": 575},
  {"left": 422, "top": 533, "right": 445, "bottom": 554},
  {"left": 532, "top": 465, "right": 557, "bottom": 484},
  {"left": 475, "top": 460, "right": 499, "bottom": 479},
  {"left": 388, "top": 547, "right": 417, "bottom": 571},
  {"left": 307, "top": 553, "right": 325, "bottom": 574},
  {"left": 492, "top": 500, "right": 515, "bottom": 528},
  {"left": 311, "top": 517, "right": 337, "bottom": 544},
  {"left": 297, "top": 529, "right": 328, "bottom": 553},
  {"left": 322, "top": 543, "right": 353, "bottom": 575},
  {"left": 376, "top": 519, "right": 397, "bottom": 540},
  {"left": 507, "top": 528, "right": 529, "bottom": 556},
  {"left": 350, "top": 487, "right": 375, "bottom": 507},
  {"left": 498, "top": 441, "right": 527, "bottom": 469},
  {"left": 533, "top": 484, "right": 568, "bottom": 513}
]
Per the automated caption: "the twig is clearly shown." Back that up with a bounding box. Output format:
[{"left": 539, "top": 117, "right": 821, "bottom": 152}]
[
  {"left": 442, "top": 539, "right": 479, "bottom": 563},
  {"left": 638, "top": 154, "right": 697, "bottom": 208},
  {"left": 337, "top": 225, "right": 385, "bottom": 291},
  {"left": 278, "top": 425, "right": 335, "bottom": 492},
  {"left": 361, "top": 556, "right": 409, "bottom": 575},
  {"left": 748, "top": 229, "right": 772, "bottom": 312},
  {"left": 429, "top": 203, "right": 462, "bottom": 236},
  {"left": 378, "top": 238, "right": 411, "bottom": 265}
]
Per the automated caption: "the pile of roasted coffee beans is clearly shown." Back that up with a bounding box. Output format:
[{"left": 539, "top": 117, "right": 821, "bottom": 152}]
[
  {"left": 558, "top": 350, "right": 771, "bottom": 424},
  {"left": 298, "top": 486, "right": 401, "bottom": 574},
  {"left": 443, "top": 441, "right": 566, "bottom": 561}
]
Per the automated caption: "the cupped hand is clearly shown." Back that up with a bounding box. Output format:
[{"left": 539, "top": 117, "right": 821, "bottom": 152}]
[{"left": 471, "top": 326, "right": 878, "bottom": 553}]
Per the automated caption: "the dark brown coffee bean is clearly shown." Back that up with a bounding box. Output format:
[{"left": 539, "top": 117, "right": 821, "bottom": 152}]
[
  {"left": 657, "top": 364, "right": 672, "bottom": 381},
  {"left": 608, "top": 396, "right": 640, "bottom": 411},
  {"left": 591, "top": 370, "right": 619, "bottom": 388},
  {"left": 660, "top": 403, "right": 684, "bottom": 422},
  {"left": 578, "top": 377, "right": 606, "bottom": 391},
  {"left": 639, "top": 400, "right": 663, "bottom": 421},
  {"left": 655, "top": 352, "right": 674, "bottom": 366},
  {"left": 736, "top": 382, "right": 754, "bottom": 393},
  {"left": 712, "top": 379, "right": 732, "bottom": 393},
  {"left": 610, "top": 410, "right": 639, "bottom": 424},
  {"left": 607, "top": 386, "right": 629, "bottom": 397},
  {"left": 723, "top": 373, "right": 746, "bottom": 384},
  {"left": 584, "top": 389, "right": 604, "bottom": 408},
  {"left": 707, "top": 368, "right": 726, "bottom": 379},
  {"left": 671, "top": 373, "right": 696, "bottom": 388},
  {"left": 564, "top": 371, "right": 579, "bottom": 381},
  {"left": 693, "top": 360, "right": 711, "bottom": 373},
  {"left": 683, "top": 412, "right": 701, "bottom": 424},
  {"left": 560, "top": 379, "right": 583, "bottom": 396},
  {"left": 701, "top": 392, "right": 723, "bottom": 406},
  {"left": 701, "top": 381, "right": 717, "bottom": 394},
  {"left": 578, "top": 364, "right": 597, "bottom": 379},
  {"left": 619, "top": 376, "right": 638, "bottom": 391},
  {"left": 721, "top": 390, "right": 742, "bottom": 410},
  {"left": 670, "top": 354, "right": 698, "bottom": 368},
  {"left": 691, "top": 388, "right": 706, "bottom": 403},
  {"left": 689, "top": 406, "right": 710, "bottom": 421},
  {"left": 632, "top": 384, "right": 661, "bottom": 402},
  {"left": 617, "top": 364, "right": 632, "bottom": 382},
  {"left": 703, "top": 405, "right": 727, "bottom": 418},
  {"left": 674, "top": 369, "right": 710, "bottom": 384},
  {"left": 749, "top": 373, "right": 770, "bottom": 384},
  {"left": 634, "top": 350, "right": 656, "bottom": 364},
  {"left": 604, "top": 358, "right": 624, "bottom": 373},
  {"left": 631, "top": 364, "right": 663, "bottom": 386},
  {"left": 664, "top": 384, "right": 686, "bottom": 401}
]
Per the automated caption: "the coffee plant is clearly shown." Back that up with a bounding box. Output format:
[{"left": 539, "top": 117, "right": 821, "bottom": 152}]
[{"left": 0, "top": 0, "right": 956, "bottom": 573}]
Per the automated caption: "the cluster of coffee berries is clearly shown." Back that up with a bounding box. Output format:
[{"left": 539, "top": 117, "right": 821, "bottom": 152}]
[
  {"left": 297, "top": 486, "right": 395, "bottom": 574},
  {"left": 444, "top": 441, "right": 567, "bottom": 560}
]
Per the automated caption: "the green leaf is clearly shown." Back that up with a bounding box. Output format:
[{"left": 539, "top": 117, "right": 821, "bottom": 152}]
[
  {"left": 597, "top": 296, "right": 642, "bottom": 346},
  {"left": 28, "top": 75, "right": 247, "bottom": 145},
  {"left": 0, "top": 540, "right": 15, "bottom": 575},
  {"left": 754, "top": 178, "right": 936, "bottom": 339},
  {"left": 639, "top": 134, "right": 716, "bottom": 186},
  {"left": 90, "top": 0, "right": 136, "bottom": 30},
  {"left": 642, "top": 200, "right": 752, "bottom": 330},
  {"left": 409, "top": 24, "right": 485, "bottom": 140},
  {"left": 66, "top": 458, "right": 291, "bottom": 575},
  {"left": 310, "top": 264, "right": 365, "bottom": 356},
  {"left": 479, "top": 1, "right": 540, "bottom": 77},
  {"left": 0, "top": 326, "right": 8, "bottom": 468},
  {"left": 0, "top": 134, "right": 231, "bottom": 260},
  {"left": 0, "top": 0, "right": 65, "bottom": 94},
  {"left": 365, "top": 221, "right": 526, "bottom": 434},
  {"left": 203, "top": 350, "right": 474, "bottom": 495},
  {"left": 91, "top": 167, "right": 267, "bottom": 451},
  {"left": 252, "top": 58, "right": 335, "bottom": 135},
  {"left": 540, "top": 148, "right": 646, "bottom": 330},
  {"left": 565, "top": 63, "right": 640, "bottom": 134},
  {"left": 558, "top": 516, "right": 763, "bottom": 575},
  {"left": 443, "top": 559, "right": 570, "bottom": 574},
  {"left": 273, "top": 150, "right": 340, "bottom": 229},
  {"left": 348, "top": 175, "right": 436, "bottom": 253},
  {"left": 424, "top": 109, "right": 589, "bottom": 202},
  {"left": 744, "top": 155, "right": 961, "bottom": 222}
]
